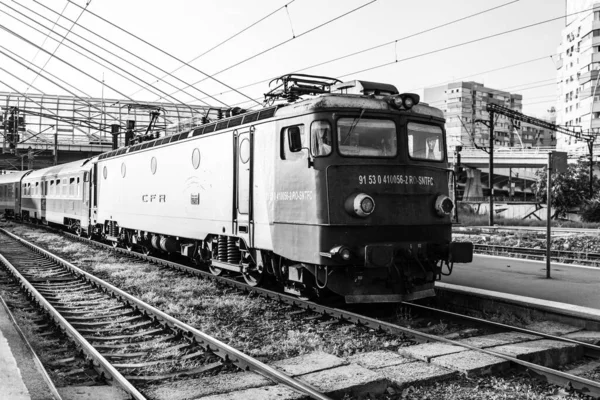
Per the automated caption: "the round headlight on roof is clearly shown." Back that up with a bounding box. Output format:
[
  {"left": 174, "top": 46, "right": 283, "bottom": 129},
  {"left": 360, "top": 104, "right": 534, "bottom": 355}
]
[{"left": 403, "top": 96, "right": 415, "bottom": 109}]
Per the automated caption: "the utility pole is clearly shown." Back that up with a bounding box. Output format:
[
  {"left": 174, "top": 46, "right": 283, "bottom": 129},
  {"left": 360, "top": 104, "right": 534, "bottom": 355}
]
[
  {"left": 546, "top": 152, "right": 552, "bottom": 279},
  {"left": 489, "top": 109, "right": 494, "bottom": 226},
  {"left": 588, "top": 138, "right": 594, "bottom": 198}
]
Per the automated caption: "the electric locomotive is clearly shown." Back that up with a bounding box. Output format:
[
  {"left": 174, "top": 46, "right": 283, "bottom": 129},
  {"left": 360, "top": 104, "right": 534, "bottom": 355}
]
[{"left": 92, "top": 74, "right": 472, "bottom": 303}]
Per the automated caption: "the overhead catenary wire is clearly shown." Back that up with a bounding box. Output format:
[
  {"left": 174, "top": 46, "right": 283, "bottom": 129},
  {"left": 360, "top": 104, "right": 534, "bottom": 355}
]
[
  {"left": 0, "top": 46, "right": 122, "bottom": 126},
  {"left": 161, "top": 0, "right": 378, "bottom": 101},
  {"left": 20, "top": 1, "right": 219, "bottom": 108},
  {"left": 334, "top": 7, "right": 595, "bottom": 81},
  {"left": 0, "top": 44, "right": 93, "bottom": 98},
  {"left": 129, "top": 0, "right": 299, "bottom": 97},
  {"left": 25, "top": 0, "right": 91, "bottom": 94},
  {"left": 0, "top": 23, "right": 139, "bottom": 105},
  {"left": 189, "top": 1, "right": 535, "bottom": 104},
  {"left": 0, "top": 3, "right": 196, "bottom": 109},
  {"left": 25, "top": 1, "right": 68, "bottom": 92},
  {"left": 64, "top": 0, "right": 258, "bottom": 106}
]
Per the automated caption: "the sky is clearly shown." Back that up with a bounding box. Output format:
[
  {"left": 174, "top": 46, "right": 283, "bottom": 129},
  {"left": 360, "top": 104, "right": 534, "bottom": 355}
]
[{"left": 0, "top": 0, "right": 567, "bottom": 118}]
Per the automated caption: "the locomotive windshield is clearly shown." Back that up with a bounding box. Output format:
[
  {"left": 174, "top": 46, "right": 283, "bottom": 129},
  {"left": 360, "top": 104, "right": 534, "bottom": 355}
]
[
  {"left": 407, "top": 122, "right": 444, "bottom": 161},
  {"left": 337, "top": 118, "right": 396, "bottom": 157}
]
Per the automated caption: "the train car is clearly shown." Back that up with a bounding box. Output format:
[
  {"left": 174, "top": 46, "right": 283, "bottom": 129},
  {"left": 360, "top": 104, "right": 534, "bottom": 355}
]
[
  {"left": 91, "top": 74, "right": 473, "bottom": 303},
  {"left": 0, "top": 171, "right": 30, "bottom": 218},
  {"left": 21, "top": 159, "right": 94, "bottom": 234}
]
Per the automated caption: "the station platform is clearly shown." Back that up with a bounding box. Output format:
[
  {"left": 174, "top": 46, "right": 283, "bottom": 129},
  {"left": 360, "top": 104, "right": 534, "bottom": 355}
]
[
  {"left": 443, "top": 254, "right": 600, "bottom": 309},
  {"left": 0, "top": 297, "right": 60, "bottom": 400}
]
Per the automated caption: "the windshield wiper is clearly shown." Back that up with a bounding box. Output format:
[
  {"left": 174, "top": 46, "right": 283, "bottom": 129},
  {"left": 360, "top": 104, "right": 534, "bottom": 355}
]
[{"left": 342, "top": 108, "right": 366, "bottom": 145}]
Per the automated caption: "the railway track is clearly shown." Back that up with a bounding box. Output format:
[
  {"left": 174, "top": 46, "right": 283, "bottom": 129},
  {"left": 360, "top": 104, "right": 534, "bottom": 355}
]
[
  {"left": 6, "top": 224, "right": 600, "bottom": 397},
  {"left": 0, "top": 228, "right": 330, "bottom": 400},
  {"left": 474, "top": 243, "right": 600, "bottom": 265}
]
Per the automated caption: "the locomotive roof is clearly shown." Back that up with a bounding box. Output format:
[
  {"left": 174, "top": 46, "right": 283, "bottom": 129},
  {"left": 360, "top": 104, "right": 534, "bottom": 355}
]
[
  {"left": 24, "top": 158, "right": 93, "bottom": 180},
  {"left": 275, "top": 93, "right": 445, "bottom": 119},
  {"left": 0, "top": 170, "right": 30, "bottom": 184},
  {"left": 95, "top": 92, "right": 444, "bottom": 163}
]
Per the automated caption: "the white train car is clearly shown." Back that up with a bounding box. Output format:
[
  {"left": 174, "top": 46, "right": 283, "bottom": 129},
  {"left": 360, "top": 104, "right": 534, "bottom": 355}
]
[{"left": 21, "top": 159, "right": 94, "bottom": 233}]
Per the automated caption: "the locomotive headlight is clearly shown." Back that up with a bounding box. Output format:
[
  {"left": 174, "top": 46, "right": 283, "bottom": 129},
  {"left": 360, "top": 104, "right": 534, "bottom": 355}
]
[
  {"left": 435, "top": 195, "right": 454, "bottom": 217},
  {"left": 340, "top": 247, "right": 352, "bottom": 261},
  {"left": 403, "top": 96, "right": 415, "bottom": 109},
  {"left": 345, "top": 193, "right": 376, "bottom": 217}
]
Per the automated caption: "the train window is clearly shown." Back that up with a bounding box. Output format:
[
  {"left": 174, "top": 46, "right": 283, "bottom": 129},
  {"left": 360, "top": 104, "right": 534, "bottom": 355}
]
[
  {"left": 337, "top": 119, "right": 396, "bottom": 157},
  {"left": 121, "top": 163, "right": 126, "bottom": 178},
  {"left": 407, "top": 123, "right": 444, "bottom": 161},
  {"left": 103, "top": 166, "right": 107, "bottom": 179},
  {"left": 310, "top": 121, "right": 332, "bottom": 157},
  {"left": 281, "top": 125, "right": 305, "bottom": 160},
  {"left": 44, "top": 181, "right": 48, "bottom": 196},
  {"left": 151, "top": 157, "right": 157, "bottom": 175},
  {"left": 69, "top": 178, "right": 75, "bottom": 196},
  {"left": 77, "top": 177, "right": 81, "bottom": 197}
]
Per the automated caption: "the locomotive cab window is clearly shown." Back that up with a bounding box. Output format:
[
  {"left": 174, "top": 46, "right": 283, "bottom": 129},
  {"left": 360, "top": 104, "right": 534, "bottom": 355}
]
[
  {"left": 337, "top": 118, "right": 396, "bottom": 157},
  {"left": 311, "top": 121, "right": 332, "bottom": 157},
  {"left": 281, "top": 124, "right": 305, "bottom": 160},
  {"left": 407, "top": 123, "right": 444, "bottom": 161}
]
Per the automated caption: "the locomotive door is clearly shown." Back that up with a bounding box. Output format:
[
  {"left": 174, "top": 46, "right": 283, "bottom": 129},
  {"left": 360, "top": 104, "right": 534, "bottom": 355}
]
[{"left": 234, "top": 127, "right": 254, "bottom": 246}]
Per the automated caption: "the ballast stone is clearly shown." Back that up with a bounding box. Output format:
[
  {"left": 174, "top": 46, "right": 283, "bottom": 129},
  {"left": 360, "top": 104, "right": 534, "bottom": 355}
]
[{"left": 59, "top": 386, "right": 130, "bottom": 400}]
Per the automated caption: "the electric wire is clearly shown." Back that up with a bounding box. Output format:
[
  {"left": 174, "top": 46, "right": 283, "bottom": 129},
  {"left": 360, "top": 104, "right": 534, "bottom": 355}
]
[
  {"left": 0, "top": 44, "right": 93, "bottom": 98},
  {"left": 0, "top": 4, "right": 196, "bottom": 109},
  {"left": 129, "top": 0, "right": 298, "bottom": 97},
  {"left": 25, "top": 0, "right": 90, "bottom": 94},
  {"left": 14, "top": 0, "right": 216, "bottom": 108},
  {"left": 190, "top": 1, "right": 537, "bottom": 104},
  {"left": 0, "top": 23, "right": 137, "bottom": 104},
  {"left": 65, "top": 0, "right": 258, "bottom": 106},
  {"left": 161, "top": 0, "right": 378, "bottom": 100},
  {"left": 25, "top": 1, "right": 68, "bottom": 91}
]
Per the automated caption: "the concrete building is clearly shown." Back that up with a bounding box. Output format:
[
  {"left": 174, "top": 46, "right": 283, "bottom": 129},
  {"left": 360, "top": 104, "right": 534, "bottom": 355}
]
[
  {"left": 424, "top": 82, "right": 557, "bottom": 152},
  {"left": 424, "top": 82, "right": 557, "bottom": 202},
  {"left": 555, "top": 0, "right": 600, "bottom": 153}
]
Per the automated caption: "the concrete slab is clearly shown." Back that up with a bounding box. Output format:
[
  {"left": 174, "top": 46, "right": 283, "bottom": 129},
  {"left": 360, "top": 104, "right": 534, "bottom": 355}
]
[
  {"left": 398, "top": 342, "right": 466, "bottom": 362},
  {"left": 198, "top": 385, "right": 304, "bottom": 400},
  {"left": 298, "top": 364, "right": 388, "bottom": 397},
  {"left": 377, "top": 361, "right": 457, "bottom": 389},
  {"left": 458, "top": 331, "right": 540, "bottom": 348},
  {"left": 59, "top": 386, "right": 130, "bottom": 400},
  {"left": 525, "top": 321, "right": 583, "bottom": 336},
  {"left": 270, "top": 351, "right": 347, "bottom": 376},
  {"left": 145, "top": 372, "right": 273, "bottom": 400},
  {"left": 490, "top": 339, "right": 583, "bottom": 367},
  {"left": 431, "top": 350, "right": 510, "bottom": 377},
  {"left": 563, "top": 330, "right": 600, "bottom": 344},
  {"left": 348, "top": 350, "right": 413, "bottom": 369}
]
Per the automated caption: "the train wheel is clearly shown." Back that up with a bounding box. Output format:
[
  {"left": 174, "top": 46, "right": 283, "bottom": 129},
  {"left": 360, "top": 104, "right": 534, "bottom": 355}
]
[
  {"left": 209, "top": 265, "right": 223, "bottom": 276},
  {"left": 141, "top": 246, "right": 153, "bottom": 256},
  {"left": 242, "top": 263, "right": 264, "bottom": 287},
  {"left": 75, "top": 227, "right": 84, "bottom": 237},
  {"left": 111, "top": 241, "right": 119, "bottom": 249}
]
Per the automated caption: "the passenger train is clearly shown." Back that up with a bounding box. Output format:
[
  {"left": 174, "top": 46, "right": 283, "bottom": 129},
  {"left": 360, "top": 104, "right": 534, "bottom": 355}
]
[{"left": 0, "top": 74, "right": 473, "bottom": 303}]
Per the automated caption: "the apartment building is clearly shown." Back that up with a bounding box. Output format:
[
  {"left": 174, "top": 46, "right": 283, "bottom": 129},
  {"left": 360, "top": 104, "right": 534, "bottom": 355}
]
[
  {"left": 556, "top": 0, "right": 600, "bottom": 152},
  {"left": 424, "top": 81, "right": 557, "bottom": 152}
]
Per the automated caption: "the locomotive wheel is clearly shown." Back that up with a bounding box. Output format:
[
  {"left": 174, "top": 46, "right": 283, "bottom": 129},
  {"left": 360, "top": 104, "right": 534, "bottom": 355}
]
[
  {"left": 141, "top": 246, "right": 153, "bottom": 256},
  {"left": 75, "top": 227, "right": 85, "bottom": 237},
  {"left": 209, "top": 265, "right": 224, "bottom": 276},
  {"left": 125, "top": 243, "right": 134, "bottom": 252},
  {"left": 242, "top": 263, "right": 264, "bottom": 287},
  {"left": 111, "top": 241, "right": 119, "bottom": 249}
]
